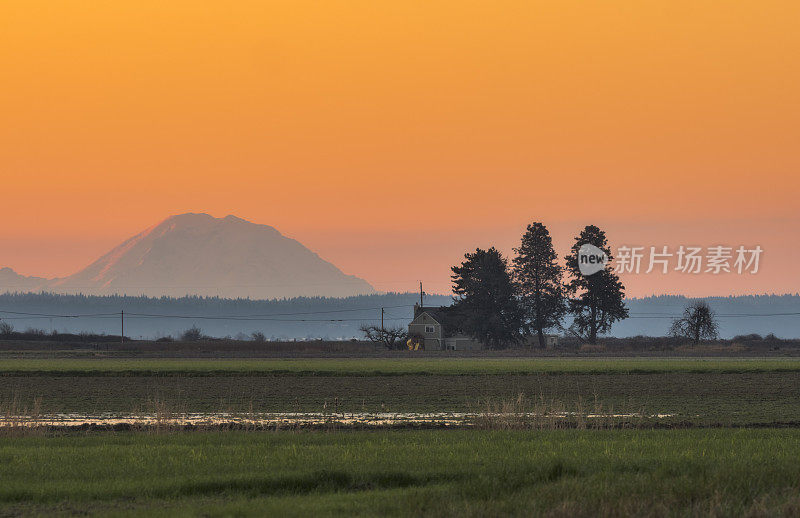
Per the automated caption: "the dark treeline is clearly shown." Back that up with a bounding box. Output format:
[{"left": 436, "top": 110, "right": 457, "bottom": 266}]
[
  {"left": 444, "top": 222, "right": 799, "bottom": 346},
  {"left": 446, "top": 224, "right": 629, "bottom": 347}
]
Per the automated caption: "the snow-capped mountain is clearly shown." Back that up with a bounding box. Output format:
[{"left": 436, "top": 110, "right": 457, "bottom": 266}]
[{"left": 2, "top": 213, "right": 375, "bottom": 299}]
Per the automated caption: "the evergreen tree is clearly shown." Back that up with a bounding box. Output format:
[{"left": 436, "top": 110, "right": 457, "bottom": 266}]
[
  {"left": 450, "top": 247, "right": 523, "bottom": 349},
  {"left": 564, "top": 225, "right": 628, "bottom": 343},
  {"left": 512, "top": 222, "right": 565, "bottom": 348}
]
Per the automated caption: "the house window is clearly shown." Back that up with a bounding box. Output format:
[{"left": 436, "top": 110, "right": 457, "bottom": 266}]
[{"left": 425, "top": 325, "right": 436, "bottom": 333}]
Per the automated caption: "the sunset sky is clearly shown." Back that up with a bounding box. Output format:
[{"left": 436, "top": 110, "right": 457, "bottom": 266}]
[{"left": 1, "top": 1, "right": 798, "bottom": 296}]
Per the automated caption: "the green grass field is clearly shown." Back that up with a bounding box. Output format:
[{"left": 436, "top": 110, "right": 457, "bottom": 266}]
[
  {"left": 2, "top": 357, "right": 800, "bottom": 376},
  {"left": 1, "top": 429, "right": 799, "bottom": 516},
  {"left": 2, "top": 356, "right": 799, "bottom": 515}
]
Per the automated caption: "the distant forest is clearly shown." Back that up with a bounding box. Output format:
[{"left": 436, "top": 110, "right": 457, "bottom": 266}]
[
  {"left": 0, "top": 292, "right": 797, "bottom": 340},
  {"left": 0, "top": 292, "right": 451, "bottom": 341}
]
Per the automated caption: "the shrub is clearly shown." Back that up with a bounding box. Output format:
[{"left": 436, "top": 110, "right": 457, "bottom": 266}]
[
  {"left": 732, "top": 334, "right": 763, "bottom": 341},
  {"left": 578, "top": 343, "right": 606, "bottom": 353},
  {"left": 0, "top": 321, "right": 13, "bottom": 336},
  {"left": 180, "top": 326, "right": 203, "bottom": 342}
]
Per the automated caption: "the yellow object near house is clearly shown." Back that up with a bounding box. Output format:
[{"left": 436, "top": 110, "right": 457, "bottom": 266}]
[{"left": 407, "top": 338, "right": 421, "bottom": 351}]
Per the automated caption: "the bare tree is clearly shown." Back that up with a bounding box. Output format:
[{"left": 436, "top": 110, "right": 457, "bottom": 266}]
[
  {"left": 670, "top": 300, "right": 719, "bottom": 344},
  {"left": 360, "top": 324, "right": 408, "bottom": 350},
  {"left": 251, "top": 331, "right": 267, "bottom": 343}
]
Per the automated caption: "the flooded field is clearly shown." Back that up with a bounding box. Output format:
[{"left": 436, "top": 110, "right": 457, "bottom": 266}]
[
  {"left": 1, "top": 369, "right": 799, "bottom": 426},
  {"left": 0, "top": 410, "right": 677, "bottom": 429}
]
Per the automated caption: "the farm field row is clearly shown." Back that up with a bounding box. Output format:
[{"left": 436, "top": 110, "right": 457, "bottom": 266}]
[
  {"left": 2, "top": 357, "right": 800, "bottom": 376},
  {"left": 1, "top": 429, "right": 799, "bottom": 516},
  {"left": 2, "top": 371, "right": 799, "bottom": 426}
]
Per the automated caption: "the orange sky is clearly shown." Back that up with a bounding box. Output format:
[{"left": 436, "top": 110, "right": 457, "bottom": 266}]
[{"left": 1, "top": 1, "right": 798, "bottom": 296}]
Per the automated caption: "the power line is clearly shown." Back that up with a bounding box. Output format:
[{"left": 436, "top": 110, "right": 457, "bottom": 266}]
[
  {"left": 626, "top": 312, "right": 800, "bottom": 319},
  {"left": 0, "top": 316, "right": 120, "bottom": 320},
  {"left": 716, "top": 312, "right": 800, "bottom": 317},
  {"left": 123, "top": 315, "right": 408, "bottom": 323},
  {"left": 0, "top": 315, "right": 408, "bottom": 323},
  {"left": 0, "top": 309, "right": 120, "bottom": 318}
]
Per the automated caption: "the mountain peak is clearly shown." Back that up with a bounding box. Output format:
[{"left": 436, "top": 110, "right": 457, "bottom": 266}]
[
  {"left": 157, "top": 213, "right": 277, "bottom": 232},
  {"left": 22, "top": 214, "right": 376, "bottom": 300}
]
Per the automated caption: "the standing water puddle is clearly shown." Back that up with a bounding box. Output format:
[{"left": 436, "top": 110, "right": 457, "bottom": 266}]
[{"left": 0, "top": 412, "right": 675, "bottom": 428}]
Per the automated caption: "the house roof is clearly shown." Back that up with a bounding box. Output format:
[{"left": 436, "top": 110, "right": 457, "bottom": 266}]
[
  {"left": 413, "top": 305, "right": 448, "bottom": 324},
  {"left": 412, "top": 305, "right": 460, "bottom": 336}
]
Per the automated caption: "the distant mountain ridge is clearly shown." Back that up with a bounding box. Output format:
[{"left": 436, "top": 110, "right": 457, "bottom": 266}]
[
  {"left": 0, "top": 213, "right": 375, "bottom": 299},
  {"left": 0, "top": 267, "right": 49, "bottom": 292}
]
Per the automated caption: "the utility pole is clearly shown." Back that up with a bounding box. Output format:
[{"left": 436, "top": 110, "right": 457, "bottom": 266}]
[
  {"left": 381, "top": 307, "right": 385, "bottom": 334},
  {"left": 419, "top": 281, "right": 424, "bottom": 308},
  {"left": 120, "top": 310, "right": 124, "bottom": 345}
]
